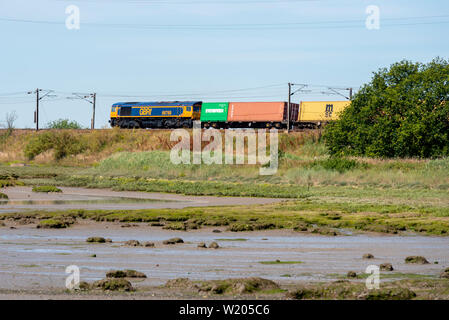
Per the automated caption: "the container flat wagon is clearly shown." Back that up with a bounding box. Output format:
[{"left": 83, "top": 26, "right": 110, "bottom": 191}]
[
  {"left": 200, "top": 102, "right": 229, "bottom": 128},
  {"left": 297, "top": 101, "right": 350, "bottom": 128},
  {"left": 201, "top": 101, "right": 299, "bottom": 129}
]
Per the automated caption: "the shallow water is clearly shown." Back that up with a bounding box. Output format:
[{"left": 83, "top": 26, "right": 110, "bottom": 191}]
[
  {"left": 0, "top": 196, "right": 164, "bottom": 206},
  {"left": 0, "top": 186, "right": 282, "bottom": 213}
]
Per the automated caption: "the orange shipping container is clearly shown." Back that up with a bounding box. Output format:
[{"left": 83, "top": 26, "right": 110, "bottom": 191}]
[{"left": 228, "top": 102, "right": 298, "bottom": 122}]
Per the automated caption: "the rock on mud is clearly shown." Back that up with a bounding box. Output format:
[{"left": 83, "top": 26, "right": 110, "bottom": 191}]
[
  {"left": 78, "top": 281, "right": 91, "bottom": 291},
  {"left": 106, "top": 269, "right": 147, "bottom": 278},
  {"left": 208, "top": 242, "right": 220, "bottom": 249},
  {"left": 166, "top": 277, "right": 279, "bottom": 295},
  {"left": 86, "top": 237, "right": 106, "bottom": 243},
  {"left": 197, "top": 242, "right": 207, "bottom": 248},
  {"left": 163, "top": 237, "right": 184, "bottom": 245},
  {"left": 121, "top": 223, "right": 138, "bottom": 228},
  {"left": 124, "top": 240, "right": 141, "bottom": 247},
  {"left": 439, "top": 268, "right": 449, "bottom": 279},
  {"left": 405, "top": 256, "right": 430, "bottom": 264},
  {"left": 380, "top": 263, "right": 394, "bottom": 271},
  {"left": 92, "top": 278, "right": 134, "bottom": 291},
  {"left": 359, "top": 288, "right": 416, "bottom": 300},
  {"left": 310, "top": 227, "right": 338, "bottom": 236},
  {"left": 347, "top": 271, "right": 357, "bottom": 278},
  {"left": 363, "top": 253, "right": 374, "bottom": 259},
  {"left": 144, "top": 242, "right": 155, "bottom": 247}
]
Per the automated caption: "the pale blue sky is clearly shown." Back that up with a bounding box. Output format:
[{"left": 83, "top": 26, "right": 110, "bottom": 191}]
[{"left": 0, "top": 0, "right": 448, "bottom": 128}]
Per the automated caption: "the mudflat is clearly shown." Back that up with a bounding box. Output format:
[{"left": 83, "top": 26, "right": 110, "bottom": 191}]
[{"left": 0, "top": 221, "right": 448, "bottom": 299}]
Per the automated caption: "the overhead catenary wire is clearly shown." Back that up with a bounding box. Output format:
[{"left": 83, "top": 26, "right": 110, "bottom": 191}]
[
  {"left": 1, "top": 14, "right": 449, "bottom": 30},
  {"left": 0, "top": 84, "right": 358, "bottom": 129},
  {"left": 56, "top": 0, "right": 343, "bottom": 5},
  {"left": 0, "top": 83, "right": 359, "bottom": 102}
]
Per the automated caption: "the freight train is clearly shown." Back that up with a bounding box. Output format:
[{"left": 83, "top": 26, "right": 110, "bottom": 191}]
[{"left": 109, "top": 100, "right": 350, "bottom": 129}]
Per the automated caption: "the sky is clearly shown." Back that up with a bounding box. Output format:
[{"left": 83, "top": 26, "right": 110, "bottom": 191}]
[{"left": 0, "top": 0, "right": 448, "bottom": 128}]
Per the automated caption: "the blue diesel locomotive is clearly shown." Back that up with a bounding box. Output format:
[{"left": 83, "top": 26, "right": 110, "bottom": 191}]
[{"left": 110, "top": 101, "right": 202, "bottom": 128}]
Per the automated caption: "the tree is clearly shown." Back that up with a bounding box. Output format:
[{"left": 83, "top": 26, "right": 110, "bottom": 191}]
[
  {"left": 324, "top": 58, "right": 449, "bottom": 158},
  {"left": 47, "top": 119, "right": 83, "bottom": 129},
  {"left": 2, "top": 111, "right": 18, "bottom": 130}
]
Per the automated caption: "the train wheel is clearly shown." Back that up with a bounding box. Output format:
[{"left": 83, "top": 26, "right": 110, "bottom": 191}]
[
  {"left": 119, "top": 121, "right": 127, "bottom": 129},
  {"left": 128, "top": 121, "right": 140, "bottom": 129}
]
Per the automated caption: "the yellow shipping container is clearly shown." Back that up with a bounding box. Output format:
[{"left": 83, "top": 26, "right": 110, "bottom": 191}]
[{"left": 298, "top": 101, "right": 350, "bottom": 123}]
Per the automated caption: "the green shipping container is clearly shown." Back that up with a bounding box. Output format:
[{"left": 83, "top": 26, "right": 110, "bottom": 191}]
[{"left": 200, "top": 102, "right": 229, "bottom": 122}]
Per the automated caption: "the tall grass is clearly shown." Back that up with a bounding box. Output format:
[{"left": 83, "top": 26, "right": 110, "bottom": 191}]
[
  {"left": 3, "top": 128, "right": 449, "bottom": 192},
  {"left": 1, "top": 129, "right": 322, "bottom": 164}
]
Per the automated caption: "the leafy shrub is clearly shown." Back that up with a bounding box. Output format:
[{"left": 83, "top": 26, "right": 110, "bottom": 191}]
[
  {"left": 324, "top": 58, "right": 449, "bottom": 158},
  {"left": 47, "top": 119, "right": 83, "bottom": 129},
  {"left": 24, "top": 131, "right": 87, "bottom": 160}
]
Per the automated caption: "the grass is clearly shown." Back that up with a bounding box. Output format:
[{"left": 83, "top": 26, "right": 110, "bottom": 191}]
[
  {"left": 2, "top": 129, "right": 449, "bottom": 236},
  {"left": 288, "top": 279, "right": 449, "bottom": 300},
  {"left": 2, "top": 195, "right": 449, "bottom": 235},
  {"left": 18, "top": 264, "right": 39, "bottom": 268},
  {"left": 37, "top": 219, "right": 71, "bottom": 229},
  {"left": 4, "top": 129, "right": 449, "bottom": 191},
  {"left": 166, "top": 277, "right": 279, "bottom": 295},
  {"left": 32, "top": 186, "right": 62, "bottom": 193}
]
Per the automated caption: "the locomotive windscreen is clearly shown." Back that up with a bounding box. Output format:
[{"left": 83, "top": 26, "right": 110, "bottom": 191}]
[{"left": 119, "top": 107, "right": 132, "bottom": 116}]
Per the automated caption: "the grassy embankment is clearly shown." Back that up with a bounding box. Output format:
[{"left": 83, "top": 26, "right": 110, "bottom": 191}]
[{"left": 1, "top": 129, "right": 449, "bottom": 235}]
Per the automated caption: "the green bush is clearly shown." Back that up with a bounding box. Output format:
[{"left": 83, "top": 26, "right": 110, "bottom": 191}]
[
  {"left": 47, "top": 119, "right": 83, "bottom": 129},
  {"left": 24, "top": 131, "right": 87, "bottom": 160},
  {"left": 324, "top": 58, "right": 449, "bottom": 158},
  {"left": 0, "top": 192, "right": 8, "bottom": 199}
]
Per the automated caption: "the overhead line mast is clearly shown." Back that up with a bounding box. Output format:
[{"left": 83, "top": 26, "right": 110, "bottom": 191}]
[
  {"left": 68, "top": 93, "right": 97, "bottom": 129},
  {"left": 27, "top": 89, "right": 55, "bottom": 131}
]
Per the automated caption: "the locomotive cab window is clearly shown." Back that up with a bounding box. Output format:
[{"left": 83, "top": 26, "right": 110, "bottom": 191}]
[
  {"left": 119, "top": 106, "right": 132, "bottom": 116},
  {"left": 186, "top": 107, "right": 192, "bottom": 112},
  {"left": 193, "top": 102, "right": 201, "bottom": 112}
]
